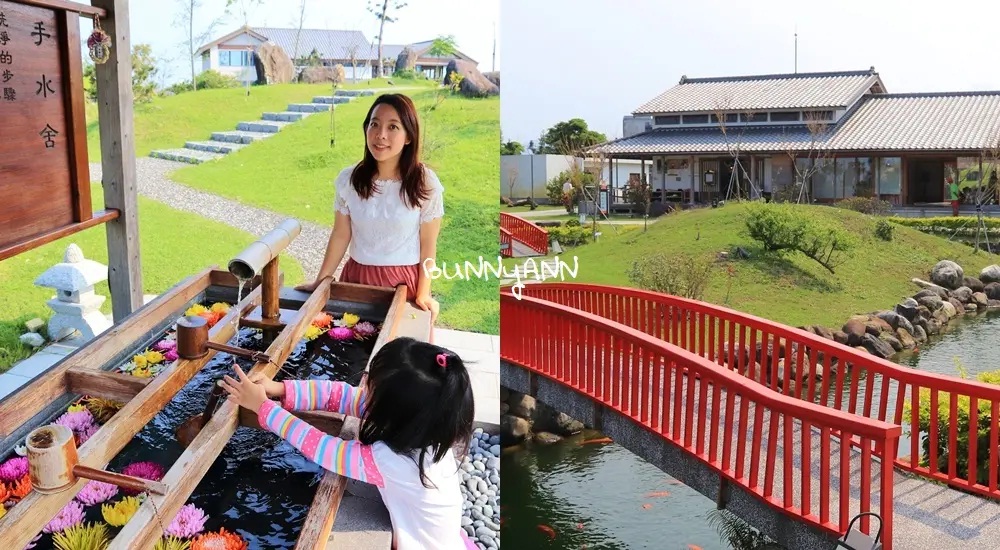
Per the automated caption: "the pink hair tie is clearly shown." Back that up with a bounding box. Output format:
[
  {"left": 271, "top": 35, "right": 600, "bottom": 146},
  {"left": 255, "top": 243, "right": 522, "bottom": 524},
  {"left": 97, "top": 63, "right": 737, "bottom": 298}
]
[{"left": 436, "top": 353, "right": 448, "bottom": 368}]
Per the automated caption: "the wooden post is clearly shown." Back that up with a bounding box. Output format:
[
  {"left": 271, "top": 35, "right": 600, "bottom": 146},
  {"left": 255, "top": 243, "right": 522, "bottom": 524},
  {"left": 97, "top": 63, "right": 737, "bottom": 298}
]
[
  {"left": 261, "top": 256, "right": 281, "bottom": 345},
  {"left": 93, "top": 0, "right": 142, "bottom": 322}
]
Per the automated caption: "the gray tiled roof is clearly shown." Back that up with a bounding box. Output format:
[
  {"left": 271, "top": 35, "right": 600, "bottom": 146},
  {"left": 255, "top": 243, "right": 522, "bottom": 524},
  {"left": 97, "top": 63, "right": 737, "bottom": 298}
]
[
  {"left": 251, "top": 27, "right": 376, "bottom": 61},
  {"left": 824, "top": 92, "right": 1000, "bottom": 151},
  {"left": 598, "top": 91, "right": 1000, "bottom": 156},
  {"left": 633, "top": 70, "right": 881, "bottom": 115}
]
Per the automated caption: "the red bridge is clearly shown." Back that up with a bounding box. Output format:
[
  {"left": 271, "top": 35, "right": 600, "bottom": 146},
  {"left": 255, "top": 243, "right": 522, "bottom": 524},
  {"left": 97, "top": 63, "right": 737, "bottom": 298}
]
[
  {"left": 499, "top": 212, "right": 548, "bottom": 258},
  {"left": 500, "top": 282, "right": 1000, "bottom": 549}
]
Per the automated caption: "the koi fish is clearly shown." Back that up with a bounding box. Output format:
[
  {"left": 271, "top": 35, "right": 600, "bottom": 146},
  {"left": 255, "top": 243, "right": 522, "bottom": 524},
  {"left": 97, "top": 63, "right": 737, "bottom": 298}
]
[
  {"left": 576, "top": 522, "right": 585, "bottom": 530},
  {"left": 688, "top": 545, "right": 703, "bottom": 550},
  {"left": 582, "top": 437, "right": 613, "bottom": 445},
  {"left": 538, "top": 524, "right": 556, "bottom": 539},
  {"left": 644, "top": 490, "right": 670, "bottom": 497},
  {"left": 642, "top": 503, "right": 653, "bottom": 509}
]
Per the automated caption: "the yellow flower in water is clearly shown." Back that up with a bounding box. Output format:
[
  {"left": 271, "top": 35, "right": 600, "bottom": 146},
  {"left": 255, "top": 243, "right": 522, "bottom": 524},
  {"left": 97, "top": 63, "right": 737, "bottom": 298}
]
[
  {"left": 342, "top": 313, "right": 360, "bottom": 328},
  {"left": 67, "top": 403, "right": 87, "bottom": 413},
  {"left": 133, "top": 355, "right": 148, "bottom": 369},
  {"left": 132, "top": 366, "right": 152, "bottom": 378},
  {"left": 102, "top": 496, "right": 141, "bottom": 527},
  {"left": 155, "top": 536, "right": 191, "bottom": 550},
  {"left": 185, "top": 304, "right": 208, "bottom": 316},
  {"left": 210, "top": 302, "right": 231, "bottom": 315},
  {"left": 145, "top": 350, "right": 165, "bottom": 365},
  {"left": 303, "top": 325, "right": 323, "bottom": 341},
  {"left": 52, "top": 522, "right": 110, "bottom": 550},
  {"left": 0, "top": 505, "right": 5, "bottom": 519}
]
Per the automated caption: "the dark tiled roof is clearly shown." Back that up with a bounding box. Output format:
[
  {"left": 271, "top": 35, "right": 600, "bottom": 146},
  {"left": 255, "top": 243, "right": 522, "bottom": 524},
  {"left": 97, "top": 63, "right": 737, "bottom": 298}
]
[
  {"left": 595, "top": 126, "right": 828, "bottom": 155},
  {"left": 251, "top": 27, "right": 375, "bottom": 61},
  {"left": 633, "top": 69, "right": 881, "bottom": 115}
]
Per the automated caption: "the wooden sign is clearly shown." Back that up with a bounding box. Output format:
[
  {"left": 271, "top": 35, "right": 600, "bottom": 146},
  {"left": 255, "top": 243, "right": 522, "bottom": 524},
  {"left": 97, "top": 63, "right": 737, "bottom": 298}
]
[{"left": 0, "top": 0, "right": 107, "bottom": 262}]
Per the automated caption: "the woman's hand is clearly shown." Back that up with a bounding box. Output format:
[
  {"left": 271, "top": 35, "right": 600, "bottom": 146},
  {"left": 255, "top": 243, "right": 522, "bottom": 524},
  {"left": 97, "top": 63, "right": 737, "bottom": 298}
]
[
  {"left": 221, "top": 364, "right": 269, "bottom": 413},
  {"left": 294, "top": 280, "right": 320, "bottom": 293},
  {"left": 414, "top": 293, "right": 440, "bottom": 324}
]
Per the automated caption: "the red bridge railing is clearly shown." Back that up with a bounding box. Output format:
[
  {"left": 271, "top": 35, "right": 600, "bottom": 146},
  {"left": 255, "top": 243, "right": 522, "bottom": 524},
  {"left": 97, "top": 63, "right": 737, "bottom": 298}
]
[
  {"left": 500, "top": 227, "right": 513, "bottom": 258},
  {"left": 499, "top": 212, "right": 548, "bottom": 255},
  {"left": 519, "top": 283, "right": 1000, "bottom": 503},
  {"left": 501, "top": 291, "right": 900, "bottom": 546}
]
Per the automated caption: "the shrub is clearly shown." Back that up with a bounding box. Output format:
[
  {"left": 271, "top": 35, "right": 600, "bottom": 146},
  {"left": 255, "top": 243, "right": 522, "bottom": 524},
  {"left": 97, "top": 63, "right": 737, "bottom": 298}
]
[
  {"left": 888, "top": 216, "right": 1000, "bottom": 235},
  {"left": 546, "top": 169, "right": 597, "bottom": 214},
  {"left": 744, "top": 202, "right": 855, "bottom": 273},
  {"left": 547, "top": 225, "right": 590, "bottom": 247},
  {"left": 835, "top": 196, "right": 892, "bottom": 216},
  {"left": 874, "top": 219, "right": 895, "bottom": 241},
  {"left": 627, "top": 253, "right": 714, "bottom": 300}
]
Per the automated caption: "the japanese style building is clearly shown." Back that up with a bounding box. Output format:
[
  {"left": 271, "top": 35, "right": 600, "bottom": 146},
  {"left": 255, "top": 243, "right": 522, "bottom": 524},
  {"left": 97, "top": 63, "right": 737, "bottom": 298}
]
[{"left": 594, "top": 68, "right": 1000, "bottom": 207}]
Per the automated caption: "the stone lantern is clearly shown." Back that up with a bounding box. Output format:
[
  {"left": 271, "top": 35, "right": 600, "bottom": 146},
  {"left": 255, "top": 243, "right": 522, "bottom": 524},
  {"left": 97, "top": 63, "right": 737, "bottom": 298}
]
[{"left": 34, "top": 243, "right": 112, "bottom": 343}]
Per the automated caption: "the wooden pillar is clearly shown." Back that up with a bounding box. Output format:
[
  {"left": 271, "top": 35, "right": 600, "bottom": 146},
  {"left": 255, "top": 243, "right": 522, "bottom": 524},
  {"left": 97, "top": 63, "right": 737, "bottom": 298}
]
[
  {"left": 93, "top": 0, "right": 142, "bottom": 322},
  {"left": 689, "top": 155, "right": 696, "bottom": 204}
]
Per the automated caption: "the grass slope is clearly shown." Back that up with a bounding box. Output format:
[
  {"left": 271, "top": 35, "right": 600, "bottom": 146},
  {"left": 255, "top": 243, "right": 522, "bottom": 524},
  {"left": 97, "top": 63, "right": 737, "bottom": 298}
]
[
  {"left": 0, "top": 185, "right": 305, "bottom": 372},
  {"left": 539, "top": 204, "right": 999, "bottom": 329},
  {"left": 84, "top": 78, "right": 436, "bottom": 161},
  {"left": 169, "top": 88, "right": 500, "bottom": 334}
]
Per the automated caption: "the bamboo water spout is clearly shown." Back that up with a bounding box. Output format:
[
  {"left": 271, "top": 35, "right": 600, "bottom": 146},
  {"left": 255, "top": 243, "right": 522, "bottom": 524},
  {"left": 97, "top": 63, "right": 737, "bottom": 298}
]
[{"left": 227, "top": 219, "right": 301, "bottom": 281}]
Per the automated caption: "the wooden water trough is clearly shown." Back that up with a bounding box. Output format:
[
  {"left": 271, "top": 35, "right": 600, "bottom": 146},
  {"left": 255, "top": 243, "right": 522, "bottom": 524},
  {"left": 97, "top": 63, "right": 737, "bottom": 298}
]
[{"left": 0, "top": 221, "right": 432, "bottom": 549}]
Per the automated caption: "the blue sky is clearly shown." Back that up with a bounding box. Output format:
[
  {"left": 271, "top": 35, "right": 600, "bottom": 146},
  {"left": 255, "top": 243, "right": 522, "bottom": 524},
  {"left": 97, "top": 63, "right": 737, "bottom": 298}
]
[
  {"left": 116, "top": 0, "right": 498, "bottom": 88},
  {"left": 501, "top": 0, "right": 1000, "bottom": 147}
]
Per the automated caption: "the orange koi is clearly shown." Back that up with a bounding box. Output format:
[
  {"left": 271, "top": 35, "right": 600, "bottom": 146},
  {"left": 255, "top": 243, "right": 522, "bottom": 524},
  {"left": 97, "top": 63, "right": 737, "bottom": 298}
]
[
  {"left": 582, "top": 437, "right": 613, "bottom": 445},
  {"left": 644, "top": 490, "right": 670, "bottom": 498},
  {"left": 688, "top": 545, "right": 703, "bottom": 550},
  {"left": 537, "top": 524, "right": 556, "bottom": 539},
  {"left": 642, "top": 503, "right": 653, "bottom": 509}
]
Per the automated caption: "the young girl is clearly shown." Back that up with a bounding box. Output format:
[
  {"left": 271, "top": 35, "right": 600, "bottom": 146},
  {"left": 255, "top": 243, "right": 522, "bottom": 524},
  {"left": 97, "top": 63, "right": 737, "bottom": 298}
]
[
  {"left": 220, "top": 336, "right": 477, "bottom": 550},
  {"left": 295, "top": 93, "right": 443, "bottom": 323}
]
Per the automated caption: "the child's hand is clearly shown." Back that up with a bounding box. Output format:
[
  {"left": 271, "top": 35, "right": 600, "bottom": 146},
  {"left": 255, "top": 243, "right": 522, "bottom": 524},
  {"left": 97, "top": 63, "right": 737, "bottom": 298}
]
[
  {"left": 221, "top": 365, "right": 268, "bottom": 413},
  {"left": 246, "top": 372, "right": 285, "bottom": 398}
]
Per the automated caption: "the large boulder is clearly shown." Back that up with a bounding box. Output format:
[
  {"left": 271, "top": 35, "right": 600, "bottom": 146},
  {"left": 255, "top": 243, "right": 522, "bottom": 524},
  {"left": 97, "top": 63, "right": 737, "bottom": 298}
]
[
  {"left": 964, "top": 276, "right": 986, "bottom": 293},
  {"left": 298, "top": 65, "right": 345, "bottom": 84},
  {"left": 395, "top": 47, "right": 417, "bottom": 72},
  {"left": 951, "top": 286, "right": 973, "bottom": 303},
  {"left": 253, "top": 43, "right": 294, "bottom": 85},
  {"left": 986, "top": 282, "right": 1000, "bottom": 301},
  {"left": 981, "top": 265, "right": 1000, "bottom": 284},
  {"left": 861, "top": 333, "right": 895, "bottom": 359},
  {"left": 444, "top": 59, "right": 499, "bottom": 98},
  {"left": 930, "top": 260, "right": 964, "bottom": 289},
  {"left": 483, "top": 71, "right": 499, "bottom": 86}
]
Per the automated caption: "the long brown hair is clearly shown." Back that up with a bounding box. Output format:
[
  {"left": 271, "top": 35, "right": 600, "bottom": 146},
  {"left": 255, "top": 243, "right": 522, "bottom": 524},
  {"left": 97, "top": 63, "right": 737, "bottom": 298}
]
[{"left": 350, "top": 93, "right": 429, "bottom": 209}]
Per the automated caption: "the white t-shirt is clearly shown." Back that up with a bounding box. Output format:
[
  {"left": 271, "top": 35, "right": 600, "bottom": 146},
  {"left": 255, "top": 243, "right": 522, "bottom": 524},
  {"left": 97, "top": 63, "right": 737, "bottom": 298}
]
[
  {"left": 334, "top": 165, "right": 445, "bottom": 267},
  {"left": 371, "top": 442, "right": 467, "bottom": 550}
]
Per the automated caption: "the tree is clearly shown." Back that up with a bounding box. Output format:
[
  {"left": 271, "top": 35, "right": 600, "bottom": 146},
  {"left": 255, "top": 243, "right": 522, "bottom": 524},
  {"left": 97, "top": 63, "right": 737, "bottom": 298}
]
[
  {"left": 501, "top": 140, "right": 524, "bottom": 155},
  {"left": 345, "top": 41, "right": 361, "bottom": 83},
  {"left": 428, "top": 35, "right": 457, "bottom": 57},
  {"left": 84, "top": 44, "right": 158, "bottom": 103},
  {"left": 625, "top": 173, "right": 652, "bottom": 231},
  {"left": 781, "top": 112, "right": 833, "bottom": 204},
  {"left": 537, "top": 118, "right": 607, "bottom": 155},
  {"left": 174, "top": 0, "right": 225, "bottom": 91},
  {"left": 368, "top": 0, "right": 407, "bottom": 78},
  {"left": 712, "top": 97, "right": 761, "bottom": 201},
  {"left": 292, "top": 0, "right": 307, "bottom": 62}
]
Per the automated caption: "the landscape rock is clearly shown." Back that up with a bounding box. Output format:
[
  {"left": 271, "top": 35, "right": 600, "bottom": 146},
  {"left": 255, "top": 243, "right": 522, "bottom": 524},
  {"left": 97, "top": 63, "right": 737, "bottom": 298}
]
[
  {"left": 973, "top": 292, "right": 990, "bottom": 307},
  {"left": 912, "top": 325, "right": 928, "bottom": 342},
  {"left": 895, "top": 299, "right": 919, "bottom": 322},
  {"left": 930, "top": 260, "right": 964, "bottom": 289},
  {"left": 534, "top": 432, "right": 562, "bottom": 444},
  {"left": 444, "top": 59, "right": 499, "bottom": 97},
  {"left": 297, "top": 65, "right": 344, "bottom": 84},
  {"left": 990, "top": 300, "right": 1000, "bottom": 308},
  {"left": 981, "top": 265, "right": 1000, "bottom": 284},
  {"left": 966, "top": 303, "right": 979, "bottom": 312},
  {"left": 964, "top": 276, "right": 985, "bottom": 293},
  {"left": 500, "top": 415, "right": 530, "bottom": 446},
  {"left": 986, "top": 282, "right": 1000, "bottom": 301},
  {"left": 483, "top": 71, "right": 499, "bottom": 86},
  {"left": 947, "top": 298, "right": 965, "bottom": 315},
  {"left": 812, "top": 325, "right": 834, "bottom": 341},
  {"left": 395, "top": 47, "right": 417, "bottom": 72},
  {"left": 951, "top": 286, "right": 973, "bottom": 303},
  {"left": 917, "top": 294, "right": 944, "bottom": 312},
  {"left": 842, "top": 319, "right": 867, "bottom": 346},
  {"left": 879, "top": 333, "right": 903, "bottom": 352},
  {"left": 912, "top": 278, "right": 950, "bottom": 296},
  {"left": 861, "top": 333, "right": 895, "bottom": 359},
  {"left": 19, "top": 332, "right": 45, "bottom": 347},
  {"left": 508, "top": 392, "right": 536, "bottom": 418},
  {"left": 895, "top": 328, "right": 916, "bottom": 349},
  {"left": 253, "top": 43, "right": 295, "bottom": 84}
]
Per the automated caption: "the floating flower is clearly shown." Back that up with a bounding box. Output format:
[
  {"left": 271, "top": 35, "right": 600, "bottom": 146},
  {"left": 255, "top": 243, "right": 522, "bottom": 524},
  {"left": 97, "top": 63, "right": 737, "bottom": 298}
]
[
  {"left": 23, "top": 533, "right": 41, "bottom": 550},
  {"left": 83, "top": 397, "right": 124, "bottom": 423},
  {"left": 156, "top": 537, "right": 192, "bottom": 550},
  {"left": 0, "top": 505, "right": 5, "bottom": 520},
  {"left": 145, "top": 350, "right": 165, "bottom": 365},
  {"left": 0, "top": 456, "right": 28, "bottom": 482},
  {"left": 312, "top": 312, "right": 333, "bottom": 329},
  {"left": 166, "top": 503, "right": 208, "bottom": 539},
  {"left": 185, "top": 304, "right": 208, "bottom": 316},
  {"left": 341, "top": 313, "right": 360, "bottom": 328},
  {"left": 0, "top": 481, "right": 11, "bottom": 503},
  {"left": 51, "top": 521, "right": 110, "bottom": 550},
  {"left": 75, "top": 480, "right": 119, "bottom": 506},
  {"left": 210, "top": 302, "right": 231, "bottom": 315},
  {"left": 102, "top": 496, "right": 141, "bottom": 526},
  {"left": 153, "top": 339, "right": 177, "bottom": 352},
  {"left": 328, "top": 327, "right": 353, "bottom": 341},
  {"left": 353, "top": 321, "right": 377, "bottom": 338},
  {"left": 78, "top": 422, "right": 102, "bottom": 446},
  {"left": 191, "top": 527, "right": 248, "bottom": 550},
  {"left": 164, "top": 349, "right": 180, "bottom": 362},
  {"left": 67, "top": 403, "right": 87, "bottom": 413},
  {"left": 132, "top": 366, "right": 153, "bottom": 378},
  {"left": 120, "top": 461, "right": 166, "bottom": 495},
  {"left": 133, "top": 354, "right": 149, "bottom": 369},
  {"left": 9, "top": 473, "right": 32, "bottom": 499},
  {"left": 303, "top": 325, "right": 323, "bottom": 341},
  {"left": 55, "top": 409, "right": 96, "bottom": 434},
  {"left": 44, "top": 500, "right": 85, "bottom": 533},
  {"left": 198, "top": 311, "right": 224, "bottom": 328}
]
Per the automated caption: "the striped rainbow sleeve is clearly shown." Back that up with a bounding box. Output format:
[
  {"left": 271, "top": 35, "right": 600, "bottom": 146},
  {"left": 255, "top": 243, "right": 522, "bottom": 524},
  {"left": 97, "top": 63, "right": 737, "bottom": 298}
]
[
  {"left": 258, "top": 400, "right": 384, "bottom": 487},
  {"left": 281, "top": 380, "right": 367, "bottom": 417}
]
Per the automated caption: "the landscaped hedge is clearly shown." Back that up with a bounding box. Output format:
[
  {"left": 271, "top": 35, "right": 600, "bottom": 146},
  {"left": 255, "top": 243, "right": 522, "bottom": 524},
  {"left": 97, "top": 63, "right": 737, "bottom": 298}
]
[{"left": 888, "top": 216, "right": 1000, "bottom": 234}]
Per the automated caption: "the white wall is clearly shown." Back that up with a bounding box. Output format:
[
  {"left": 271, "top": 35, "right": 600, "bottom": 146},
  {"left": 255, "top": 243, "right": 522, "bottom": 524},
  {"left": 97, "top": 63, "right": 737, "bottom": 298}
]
[{"left": 501, "top": 154, "right": 581, "bottom": 201}]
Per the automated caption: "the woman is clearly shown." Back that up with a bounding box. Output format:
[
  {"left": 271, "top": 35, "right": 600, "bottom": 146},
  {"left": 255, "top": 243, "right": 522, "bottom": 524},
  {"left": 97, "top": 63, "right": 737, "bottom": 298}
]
[{"left": 296, "top": 93, "right": 442, "bottom": 322}]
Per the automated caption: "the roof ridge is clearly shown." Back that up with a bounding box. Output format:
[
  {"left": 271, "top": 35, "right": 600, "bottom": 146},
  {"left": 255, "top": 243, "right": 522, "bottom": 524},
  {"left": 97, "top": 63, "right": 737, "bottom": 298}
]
[
  {"left": 867, "top": 90, "right": 1000, "bottom": 99},
  {"left": 679, "top": 68, "right": 875, "bottom": 85}
]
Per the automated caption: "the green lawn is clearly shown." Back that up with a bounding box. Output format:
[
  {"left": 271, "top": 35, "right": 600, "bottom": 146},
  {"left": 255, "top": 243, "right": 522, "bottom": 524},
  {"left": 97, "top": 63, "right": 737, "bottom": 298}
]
[
  {"left": 516, "top": 204, "right": 999, "bottom": 329},
  {"left": 84, "top": 78, "right": 437, "bottom": 161},
  {"left": 168, "top": 88, "right": 500, "bottom": 334},
  {"left": 0, "top": 185, "right": 305, "bottom": 373}
]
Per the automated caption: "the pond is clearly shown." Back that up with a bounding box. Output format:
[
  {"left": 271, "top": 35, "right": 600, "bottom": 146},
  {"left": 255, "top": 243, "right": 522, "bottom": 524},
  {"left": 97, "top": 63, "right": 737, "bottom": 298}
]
[{"left": 0, "top": 303, "right": 380, "bottom": 549}]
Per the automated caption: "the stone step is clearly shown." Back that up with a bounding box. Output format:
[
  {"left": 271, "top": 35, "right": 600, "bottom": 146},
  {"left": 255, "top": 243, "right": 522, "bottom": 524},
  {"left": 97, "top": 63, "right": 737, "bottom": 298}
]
[
  {"left": 335, "top": 89, "right": 375, "bottom": 97},
  {"left": 184, "top": 140, "right": 247, "bottom": 154},
  {"left": 210, "top": 130, "right": 275, "bottom": 144},
  {"left": 288, "top": 103, "right": 332, "bottom": 113},
  {"left": 149, "top": 148, "right": 224, "bottom": 164},
  {"left": 312, "top": 96, "right": 352, "bottom": 105},
  {"left": 236, "top": 120, "right": 290, "bottom": 133},
  {"left": 262, "top": 111, "right": 310, "bottom": 122}
]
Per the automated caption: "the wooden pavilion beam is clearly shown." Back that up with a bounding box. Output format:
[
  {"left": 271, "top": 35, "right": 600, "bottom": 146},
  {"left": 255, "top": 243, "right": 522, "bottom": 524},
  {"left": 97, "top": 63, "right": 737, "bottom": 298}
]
[{"left": 0, "top": 285, "right": 262, "bottom": 549}]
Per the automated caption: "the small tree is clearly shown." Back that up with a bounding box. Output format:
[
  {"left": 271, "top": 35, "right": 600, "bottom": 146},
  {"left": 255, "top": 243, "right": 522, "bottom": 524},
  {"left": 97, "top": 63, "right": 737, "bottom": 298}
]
[
  {"left": 713, "top": 97, "right": 761, "bottom": 201},
  {"left": 624, "top": 174, "right": 652, "bottom": 231},
  {"left": 780, "top": 112, "right": 833, "bottom": 203},
  {"left": 501, "top": 140, "right": 524, "bottom": 155}
]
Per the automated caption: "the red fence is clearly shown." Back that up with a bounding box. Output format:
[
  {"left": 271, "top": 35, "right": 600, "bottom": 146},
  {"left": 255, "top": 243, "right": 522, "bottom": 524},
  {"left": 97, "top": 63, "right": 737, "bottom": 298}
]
[
  {"left": 500, "top": 227, "right": 513, "bottom": 258},
  {"left": 519, "top": 283, "right": 1000, "bottom": 503},
  {"left": 501, "top": 291, "right": 900, "bottom": 545},
  {"left": 499, "top": 212, "right": 549, "bottom": 255}
]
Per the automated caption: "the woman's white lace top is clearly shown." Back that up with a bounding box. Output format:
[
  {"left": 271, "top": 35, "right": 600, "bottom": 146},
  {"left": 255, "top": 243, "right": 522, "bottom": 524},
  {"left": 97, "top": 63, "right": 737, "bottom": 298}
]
[{"left": 334, "top": 165, "right": 445, "bottom": 266}]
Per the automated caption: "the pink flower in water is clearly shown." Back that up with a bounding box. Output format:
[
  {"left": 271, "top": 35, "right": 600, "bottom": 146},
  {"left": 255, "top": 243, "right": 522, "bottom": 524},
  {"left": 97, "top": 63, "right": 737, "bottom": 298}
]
[
  {"left": 43, "top": 500, "right": 84, "bottom": 533},
  {"left": 76, "top": 422, "right": 101, "bottom": 445},
  {"left": 55, "top": 409, "right": 96, "bottom": 433},
  {"left": 164, "top": 348, "right": 180, "bottom": 362},
  {"left": 23, "top": 534, "right": 41, "bottom": 549},
  {"left": 165, "top": 503, "right": 209, "bottom": 538},
  {"left": 75, "top": 479, "right": 119, "bottom": 506},
  {"left": 328, "top": 326, "right": 354, "bottom": 341},
  {"left": 0, "top": 456, "right": 28, "bottom": 482},
  {"left": 121, "top": 461, "right": 166, "bottom": 495},
  {"left": 353, "top": 321, "right": 377, "bottom": 338},
  {"left": 153, "top": 339, "right": 177, "bottom": 352}
]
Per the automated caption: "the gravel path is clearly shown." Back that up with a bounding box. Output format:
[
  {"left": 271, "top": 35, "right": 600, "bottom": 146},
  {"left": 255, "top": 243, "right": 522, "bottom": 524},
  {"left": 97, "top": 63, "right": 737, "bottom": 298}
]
[{"left": 89, "top": 157, "right": 336, "bottom": 281}]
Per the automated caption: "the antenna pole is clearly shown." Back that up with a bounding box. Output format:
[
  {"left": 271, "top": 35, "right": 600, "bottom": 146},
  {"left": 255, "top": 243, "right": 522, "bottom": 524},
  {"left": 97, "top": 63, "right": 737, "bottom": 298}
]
[
  {"left": 794, "top": 26, "right": 798, "bottom": 73},
  {"left": 492, "top": 22, "right": 496, "bottom": 72}
]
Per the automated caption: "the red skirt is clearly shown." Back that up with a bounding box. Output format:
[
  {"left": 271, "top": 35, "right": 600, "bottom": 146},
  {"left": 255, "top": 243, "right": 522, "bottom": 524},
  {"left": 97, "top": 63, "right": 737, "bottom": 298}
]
[{"left": 339, "top": 258, "right": 420, "bottom": 301}]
